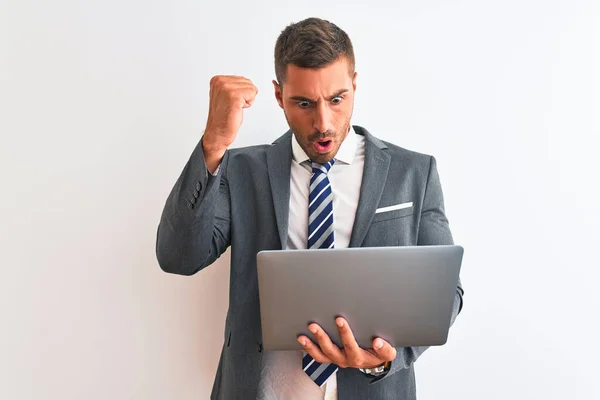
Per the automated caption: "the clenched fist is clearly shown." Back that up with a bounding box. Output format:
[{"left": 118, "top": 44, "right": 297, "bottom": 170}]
[{"left": 202, "top": 75, "right": 258, "bottom": 173}]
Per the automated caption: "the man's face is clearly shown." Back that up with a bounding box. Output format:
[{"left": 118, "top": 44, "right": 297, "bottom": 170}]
[{"left": 273, "top": 57, "right": 357, "bottom": 164}]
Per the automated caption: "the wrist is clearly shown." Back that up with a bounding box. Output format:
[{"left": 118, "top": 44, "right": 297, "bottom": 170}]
[
  {"left": 359, "top": 361, "right": 390, "bottom": 376},
  {"left": 201, "top": 136, "right": 227, "bottom": 174},
  {"left": 201, "top": 135, "right": 228, "bottom": 155}
]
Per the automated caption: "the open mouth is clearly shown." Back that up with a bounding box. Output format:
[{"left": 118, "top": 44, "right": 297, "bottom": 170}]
[{"left": 314, "top": 140, "right": 333, "bottom": 153}]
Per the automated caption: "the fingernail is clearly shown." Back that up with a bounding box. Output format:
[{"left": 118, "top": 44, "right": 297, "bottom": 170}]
[
  {"left": 336, "top": 319, "right": 344, "bottom": 328},
  {"left": 309, "top": 325, "right": 317, "bottom": 334},
  {"left": 375, "top": 339, "right": 383, "bottom": 349},
  {"left": 298, "top": 338, "right": 306, "bottom": 346}
]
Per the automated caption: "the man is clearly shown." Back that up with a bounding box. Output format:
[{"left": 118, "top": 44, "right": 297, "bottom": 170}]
[{"left": 156, "top": 17, "right": 463, "bottom": 400}]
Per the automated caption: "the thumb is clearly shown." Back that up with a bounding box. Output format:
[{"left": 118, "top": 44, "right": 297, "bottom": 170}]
[{"left": 243, "top": 96, "right": 256, "bottom": 109}]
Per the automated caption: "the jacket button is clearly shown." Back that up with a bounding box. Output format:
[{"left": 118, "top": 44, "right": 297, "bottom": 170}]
[
  {"left": 196, "top": 182, "right": 201, "bottom": 191},
  {"left": 187, "top": 202, "right": 193, "bottom": 210},
  {"left": 193, "top": 191, "right": 199, "bottom": 198}
]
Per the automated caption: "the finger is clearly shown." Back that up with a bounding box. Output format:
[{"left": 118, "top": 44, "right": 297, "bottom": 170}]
[
  {"left": 211, "top": 75, "right": 254, "bottom": 86},
  {"left": 243, "top": 91, "right": 258, "bottom": 108},
  {"left": 335, "top": 317, "right": 364, "bottom": 367},
  {"left": 219, "top": 82, "right": 257, "bottom": 91},
  {"left": 223, "top": 85, "right": 258, "bottom": 108},
  {"left": 336, "top": 318, "right": 361, "bottom": 352},
  {"left": 372, "top": 337, "right": 397, "bottom": 362},
  {"left": 297, "top": 335, "right": 331, "bottom": 364},
  {"left": 212, "top": 82, "right": 257, "bottom": 99},
  {"left": 217, "top": 83, "right": 258, "bottom": 98},
  {"left": 309, "top": 323, "right": 347, "bottom": 367},
  {"left": 219, "top": 88, "right": 256, "bottom": 109}
]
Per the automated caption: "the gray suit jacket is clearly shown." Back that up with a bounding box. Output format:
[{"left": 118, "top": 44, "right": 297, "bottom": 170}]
[{"left": 156, "top": 126, "right": 464, "bottom": 400}]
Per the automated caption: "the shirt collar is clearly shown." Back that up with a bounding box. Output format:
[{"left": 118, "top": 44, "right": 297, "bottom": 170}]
[{"left": 291, "top": 126, "right": 358, "bottom": 165}]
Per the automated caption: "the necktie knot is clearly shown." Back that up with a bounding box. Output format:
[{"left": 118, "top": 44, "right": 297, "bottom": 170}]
[{"left": 311, "top": 159, "right": 335, "bottom": 175}]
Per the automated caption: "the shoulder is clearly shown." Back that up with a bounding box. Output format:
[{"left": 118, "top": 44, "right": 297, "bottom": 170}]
[
  {"left": 227, "top": 143, "right": 271, "bottom": 159},
  {"left": 382, "top": 139, "right": 432, "bottom": 163},
  {"left": 222, "top": 144, "right": 270, "bottom": 175},
  {"left": 383, "top": 141, "right": 435, "bottom": 184},
  {"left": 222, "top": 131, "right": 291, "bottom": 174},
  {"left": 356, "top": 125, "right": 434, "bottom": 174},
  {"left": 225, "top": 130, "right": 291, "bottom": 164}
]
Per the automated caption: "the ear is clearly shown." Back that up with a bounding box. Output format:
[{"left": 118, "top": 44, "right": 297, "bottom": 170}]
[
  {"left": 352, "top": 71, "right": 358, "bottom": 92},
  {"left": 272, "top": 80, "right": 284, "bottom": 109}
]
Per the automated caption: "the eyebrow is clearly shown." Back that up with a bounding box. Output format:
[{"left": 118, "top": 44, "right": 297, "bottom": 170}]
[{"left": 288, "top": 89, "right": 349, "bottom": 102}]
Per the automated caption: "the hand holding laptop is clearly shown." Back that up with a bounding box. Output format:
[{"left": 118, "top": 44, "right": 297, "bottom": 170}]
[{"left": 297, "top": 317, "right": 396, "bottom": 369}]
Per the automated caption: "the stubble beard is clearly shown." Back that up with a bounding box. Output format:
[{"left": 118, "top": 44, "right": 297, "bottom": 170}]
[{"left": 286, "top": 115, "right": 352, "bottom": 164}]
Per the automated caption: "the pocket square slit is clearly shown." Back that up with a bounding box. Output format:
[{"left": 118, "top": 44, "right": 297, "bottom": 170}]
[{"left": 375, "top": 202, "right": 413, "bottom": 214}]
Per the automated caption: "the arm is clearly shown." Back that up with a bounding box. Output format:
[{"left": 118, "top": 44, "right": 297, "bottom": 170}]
[
  {"left": 374, "top": 155, "right": 464, "bottom": 381},
  {"left": 155, "top": 138, "right": 231, "bottom": 276},
  {"left": 156, "top": 75, "right": 258, "bottom": 276}
]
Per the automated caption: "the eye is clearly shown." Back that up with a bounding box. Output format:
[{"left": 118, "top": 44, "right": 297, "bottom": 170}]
[
  {"left": 331, "top": 96, "right": 343, "bottom": 105},
  {"left": 298, "top": 101, "right": 311, "bottom": 108}
]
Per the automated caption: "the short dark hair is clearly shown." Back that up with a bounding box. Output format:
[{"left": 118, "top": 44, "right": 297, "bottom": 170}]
[{"left": 274, "top": 17, "right": 355, "bottom": 85}]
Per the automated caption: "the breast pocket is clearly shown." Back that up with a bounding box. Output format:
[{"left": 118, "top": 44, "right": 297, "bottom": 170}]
[
  {"left": 364, "top": 201, "right": 416, "bottom": 246},
  {"left": 371, "top": 202, "right": 414, "bottom": 223}
]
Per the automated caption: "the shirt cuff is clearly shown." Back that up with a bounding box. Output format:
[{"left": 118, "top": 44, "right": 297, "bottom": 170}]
[{"left": 208, "top": 163, "right": 221, "bottom": 176}]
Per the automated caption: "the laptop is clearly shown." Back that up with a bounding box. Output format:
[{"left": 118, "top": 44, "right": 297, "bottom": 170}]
[{"left": 256, "top": 245, "right": 463, "bottom": 351}]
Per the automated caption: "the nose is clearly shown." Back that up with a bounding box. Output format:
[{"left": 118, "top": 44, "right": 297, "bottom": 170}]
[{"left": 312, "top": 102, "right": 333, "bottom": 134}]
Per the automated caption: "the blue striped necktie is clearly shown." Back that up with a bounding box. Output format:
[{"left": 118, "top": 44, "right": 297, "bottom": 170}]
[{"left": 302, "top": 159, "right": 339, "bottom": 386}]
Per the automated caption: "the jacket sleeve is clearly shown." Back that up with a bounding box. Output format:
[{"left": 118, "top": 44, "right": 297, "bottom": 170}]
[
  {"left": 372, "top": 155, "right": 464, "bottom": 383},
  {"left": 155, "top": 138, "right": 232, "bottom": 276}
]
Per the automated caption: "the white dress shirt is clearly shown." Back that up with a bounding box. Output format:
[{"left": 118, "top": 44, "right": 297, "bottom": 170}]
[{"left": 257, "top": 127, "right": 366, "bottom": 400}]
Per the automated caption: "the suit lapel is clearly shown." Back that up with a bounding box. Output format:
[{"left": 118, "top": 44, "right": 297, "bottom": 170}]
[
  {"left": 266, "top": 131, "right": 293, "bottom": 249},
  {"left": 265, "top": 127, "right": 388, "bottom": 249},
  {"left": 349, "top": 126, "right": 391, "bottom": 247}
]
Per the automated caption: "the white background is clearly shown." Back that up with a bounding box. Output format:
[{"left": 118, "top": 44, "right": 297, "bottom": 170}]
[{"left": 2, "top": 0, "right": 599, "bottom": 399}]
